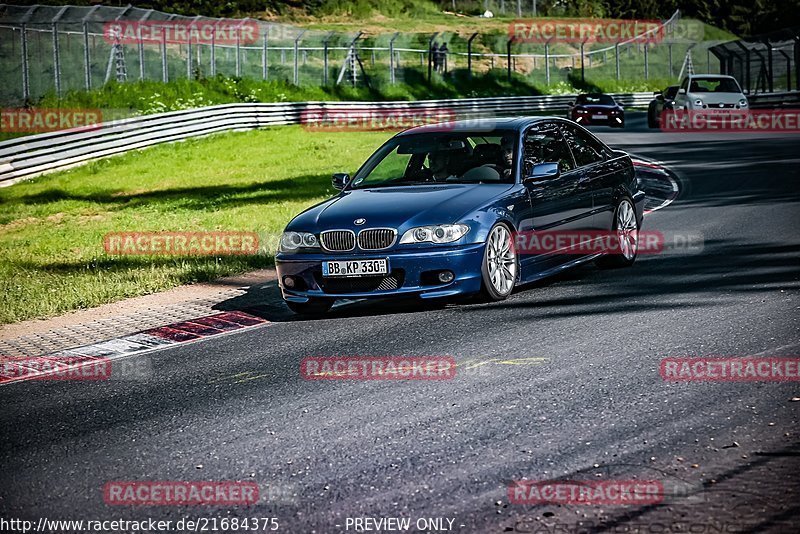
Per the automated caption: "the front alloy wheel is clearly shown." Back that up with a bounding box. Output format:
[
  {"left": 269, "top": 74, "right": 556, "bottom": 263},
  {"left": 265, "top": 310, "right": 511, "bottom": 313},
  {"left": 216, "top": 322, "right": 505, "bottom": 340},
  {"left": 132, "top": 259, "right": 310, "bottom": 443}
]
[
  {"left": 597, "top": 197, "right": 639, "bottom": 268},
  {"left": 480, "top": 223, "right": 517, "bottom": 300}
]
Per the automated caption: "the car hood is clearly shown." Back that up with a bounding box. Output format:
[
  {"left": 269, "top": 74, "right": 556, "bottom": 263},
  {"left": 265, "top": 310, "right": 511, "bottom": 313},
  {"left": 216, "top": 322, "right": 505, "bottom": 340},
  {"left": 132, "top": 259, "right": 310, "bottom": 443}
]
[
  {"left": 288, "top": 183, "right": 513, "bottom": 232},
  {"left": 687, "top": 92, "right": 744, "bottom": 104}
]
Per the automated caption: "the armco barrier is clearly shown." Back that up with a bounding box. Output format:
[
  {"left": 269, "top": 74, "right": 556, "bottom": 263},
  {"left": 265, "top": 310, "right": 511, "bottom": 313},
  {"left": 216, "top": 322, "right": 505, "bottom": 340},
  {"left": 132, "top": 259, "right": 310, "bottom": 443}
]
[{"left": 0, "top": 92, "right": 664, "bottom": 185}]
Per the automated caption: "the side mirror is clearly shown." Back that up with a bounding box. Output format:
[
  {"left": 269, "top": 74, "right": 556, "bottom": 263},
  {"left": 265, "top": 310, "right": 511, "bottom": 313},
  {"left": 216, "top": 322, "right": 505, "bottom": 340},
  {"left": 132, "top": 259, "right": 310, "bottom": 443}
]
[
  {"left": 655, "top": 94, "right": 664, "bottom": 101},
  {"left": 524, "top": 162, "right": 560, "bottom": 184},
  {"left": 678, "top": 88, "right": 686, "bottom": 95},
  {"left": 332, "top": 173, "right": 350, "bottom": 191},
  {"left": 568, "top": 101, "right": 576, "bottom": 107}
]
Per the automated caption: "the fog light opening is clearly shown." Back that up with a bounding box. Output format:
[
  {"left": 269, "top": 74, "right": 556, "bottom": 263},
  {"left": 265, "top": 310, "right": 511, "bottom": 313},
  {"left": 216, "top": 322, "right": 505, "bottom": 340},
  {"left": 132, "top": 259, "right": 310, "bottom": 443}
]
[
  {"left": 283, "top": 276, "right": 296, "bottom": 288},
  {"left": 438, "top": 271, "right": 455, "bottom": 283}
]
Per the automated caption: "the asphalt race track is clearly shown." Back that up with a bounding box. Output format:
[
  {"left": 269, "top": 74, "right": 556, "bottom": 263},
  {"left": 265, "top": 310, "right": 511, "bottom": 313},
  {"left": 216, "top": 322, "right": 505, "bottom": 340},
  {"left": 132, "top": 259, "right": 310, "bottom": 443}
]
[{"left": 2, "top": 113, "right": 799, "bottom": 533}]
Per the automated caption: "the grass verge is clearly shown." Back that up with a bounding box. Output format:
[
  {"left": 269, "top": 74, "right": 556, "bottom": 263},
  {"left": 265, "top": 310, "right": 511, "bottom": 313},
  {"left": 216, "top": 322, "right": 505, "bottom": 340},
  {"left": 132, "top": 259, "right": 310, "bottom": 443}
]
[{"left": 0, "top": 126, "right": 391, "bottom": 324}]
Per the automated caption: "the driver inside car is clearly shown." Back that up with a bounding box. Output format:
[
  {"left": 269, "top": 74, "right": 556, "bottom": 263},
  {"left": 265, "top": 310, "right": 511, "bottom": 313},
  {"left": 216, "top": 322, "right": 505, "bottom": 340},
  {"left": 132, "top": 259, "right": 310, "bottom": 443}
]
[{"left": 427, "top": 151, "right": 454, "bottom": 181}]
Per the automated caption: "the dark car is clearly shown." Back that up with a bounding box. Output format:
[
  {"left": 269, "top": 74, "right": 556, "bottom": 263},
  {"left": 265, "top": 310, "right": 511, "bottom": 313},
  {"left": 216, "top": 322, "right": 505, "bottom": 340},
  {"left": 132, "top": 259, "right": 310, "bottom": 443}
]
[
  {"left": 567, "top": 94, "right": 625, "bottom": 128},
  {"left": 648, "top": 85, "right": 679, "bottom": 128},
  {"left": 275, "top": 117, "right": 645, "bottom": 315}
]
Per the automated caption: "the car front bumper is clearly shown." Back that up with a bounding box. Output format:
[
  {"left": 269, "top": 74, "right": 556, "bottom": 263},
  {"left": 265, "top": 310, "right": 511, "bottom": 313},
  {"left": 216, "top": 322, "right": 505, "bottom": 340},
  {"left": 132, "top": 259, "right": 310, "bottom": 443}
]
[
  {"left": 573, "top": 114, "right": 625, "bottom": 127},
  {"left": 275, "top": 243, "right": 485, "bottom": 303}
]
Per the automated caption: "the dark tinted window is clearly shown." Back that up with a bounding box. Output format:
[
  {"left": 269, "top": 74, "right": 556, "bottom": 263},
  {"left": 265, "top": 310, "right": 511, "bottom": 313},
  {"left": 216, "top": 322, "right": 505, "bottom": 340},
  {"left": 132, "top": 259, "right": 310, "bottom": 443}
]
[
  {"left": 561, "top": 125, "right": 606, "bottom": 168},
  {"left": 689, "top": 77, "right": 742, "bottom": 93},
  {"left": 351, "top": 130, "right": 518, "bottom": 188},
  {"left": 576, "top": 94, "right": 615, "bottom": 106},
  {"left": 665, "top": 86, "right": 679, "bottom": 99},
  {"left": 522, "top": 123, "right": 575, "bottom": 176}
]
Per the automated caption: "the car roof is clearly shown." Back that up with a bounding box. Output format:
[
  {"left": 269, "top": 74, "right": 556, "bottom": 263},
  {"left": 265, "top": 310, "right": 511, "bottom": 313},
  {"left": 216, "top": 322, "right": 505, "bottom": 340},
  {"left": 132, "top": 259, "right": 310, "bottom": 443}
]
[
  {"left": 688, "top": 74, "right": 735, "bottom": 79},
  {"left": 396, "top": 116, "right": 562, "bottom": 136}
]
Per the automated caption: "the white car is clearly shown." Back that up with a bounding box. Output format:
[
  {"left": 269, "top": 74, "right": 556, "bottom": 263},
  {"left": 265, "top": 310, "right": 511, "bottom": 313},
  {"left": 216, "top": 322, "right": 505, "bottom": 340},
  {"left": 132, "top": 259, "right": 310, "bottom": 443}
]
[{"left": 674, "top": 74, "right": 749, "bottom": 111}]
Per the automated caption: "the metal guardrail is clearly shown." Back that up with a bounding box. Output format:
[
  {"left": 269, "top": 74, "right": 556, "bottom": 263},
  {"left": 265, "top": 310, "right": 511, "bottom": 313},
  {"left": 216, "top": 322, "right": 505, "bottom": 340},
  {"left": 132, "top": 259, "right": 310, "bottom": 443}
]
[
  {"left": 0, "top": 92, "right": 659, "bottom": 185},
  {"left": 748, "top": 91, "right": 800, "bottom": 108}
]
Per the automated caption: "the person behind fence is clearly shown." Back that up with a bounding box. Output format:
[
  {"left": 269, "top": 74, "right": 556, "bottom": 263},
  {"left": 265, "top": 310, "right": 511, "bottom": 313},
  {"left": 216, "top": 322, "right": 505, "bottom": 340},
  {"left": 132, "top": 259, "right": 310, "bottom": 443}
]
[
  {"left": 431, "top": 42, "right": 440, "bottom": 72},
  {"left": 438, "top": 42, "right": 449, "bottom": 73}
]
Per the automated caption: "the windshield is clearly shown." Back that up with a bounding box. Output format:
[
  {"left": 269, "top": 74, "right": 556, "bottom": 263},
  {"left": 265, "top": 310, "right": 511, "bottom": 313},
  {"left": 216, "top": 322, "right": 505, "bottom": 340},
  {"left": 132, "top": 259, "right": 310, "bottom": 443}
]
[
  {"left": 689, "top": 77, "right": 742, "bottom": 93},
  {"left": 349, "top": 130, "right": 518, "bottom": 188},
  {"left": 576, "top": 94, "right": 615, "bottom": 106}
]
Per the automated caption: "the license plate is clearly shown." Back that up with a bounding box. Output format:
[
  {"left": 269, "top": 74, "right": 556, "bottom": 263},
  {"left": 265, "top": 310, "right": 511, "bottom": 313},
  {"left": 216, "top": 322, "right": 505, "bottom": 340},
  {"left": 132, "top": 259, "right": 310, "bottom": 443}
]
[
  {"left": 322, "top": 259, "right": 389, "bottom": 277},
  {"left": 592, "top": 114, "right": 607, "bottom": 119}
]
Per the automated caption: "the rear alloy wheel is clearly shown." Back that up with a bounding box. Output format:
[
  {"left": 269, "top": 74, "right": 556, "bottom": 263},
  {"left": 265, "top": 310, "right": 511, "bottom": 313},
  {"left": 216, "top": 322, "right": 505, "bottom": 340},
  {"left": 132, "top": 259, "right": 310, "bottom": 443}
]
[
  {"left": 596, "top": 197, "right": 639, "bottom": 269},
  {"left": 480, "top": 223, "right": 518, "bottom": 301},
  {"left": 286, "top": 298, "right": 334, "bottom": 315}
]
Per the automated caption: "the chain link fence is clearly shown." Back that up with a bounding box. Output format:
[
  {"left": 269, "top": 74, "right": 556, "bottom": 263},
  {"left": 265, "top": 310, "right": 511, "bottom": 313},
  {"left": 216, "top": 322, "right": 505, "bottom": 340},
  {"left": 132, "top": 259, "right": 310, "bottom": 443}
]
[
  {"left": 1, "top": 4, "right": 726, "bottom": 107},
  {"left": 710, "top": 27, "right": 800, "bottom": 94}
]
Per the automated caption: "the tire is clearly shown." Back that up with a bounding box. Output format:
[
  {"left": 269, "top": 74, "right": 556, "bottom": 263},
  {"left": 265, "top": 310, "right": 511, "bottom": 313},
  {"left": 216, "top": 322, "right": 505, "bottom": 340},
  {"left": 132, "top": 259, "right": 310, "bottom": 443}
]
[
  {"left": 286, "top": 298, "right": 334, "bottom": 315},
  {"left": 480, "top": 223, "right": 518, "bottom": 301},
  {"left": 596, "top": 196, "right": 639, "bottom": 269}
]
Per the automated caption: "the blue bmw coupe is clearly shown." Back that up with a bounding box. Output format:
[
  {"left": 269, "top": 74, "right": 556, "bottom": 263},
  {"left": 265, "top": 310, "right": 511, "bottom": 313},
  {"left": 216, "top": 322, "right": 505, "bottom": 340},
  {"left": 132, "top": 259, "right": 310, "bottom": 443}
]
[{"left": 276, "top": 117, "right": 645, "bottom": 314}]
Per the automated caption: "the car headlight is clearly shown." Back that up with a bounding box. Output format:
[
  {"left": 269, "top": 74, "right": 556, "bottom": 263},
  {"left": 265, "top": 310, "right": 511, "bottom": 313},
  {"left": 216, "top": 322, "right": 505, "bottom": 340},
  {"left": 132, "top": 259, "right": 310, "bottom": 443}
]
[
  {"left": 738, "top": 98, "right": 748, "bottom": 107},
  {"left": 576, "top": 109, "right": 588, "bottom": 114},
  {"left": 399, "top": 224, "right": 469, "bottom": 244},
  {"left": 280, "top": 231, "right": 318, "bottom": 251},
  {"left": 694, "top": 99, "right": 704, "bottom": 106}
]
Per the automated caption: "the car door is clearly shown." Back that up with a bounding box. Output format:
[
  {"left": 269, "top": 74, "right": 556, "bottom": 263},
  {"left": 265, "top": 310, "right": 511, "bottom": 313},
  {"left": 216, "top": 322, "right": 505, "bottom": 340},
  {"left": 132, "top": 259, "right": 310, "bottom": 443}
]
[
  {"left": 520, "top": 121, "right": 590, "bottom": 269},
  {"left": 559, "top": 122, "right": 621, "bottom": 230}
]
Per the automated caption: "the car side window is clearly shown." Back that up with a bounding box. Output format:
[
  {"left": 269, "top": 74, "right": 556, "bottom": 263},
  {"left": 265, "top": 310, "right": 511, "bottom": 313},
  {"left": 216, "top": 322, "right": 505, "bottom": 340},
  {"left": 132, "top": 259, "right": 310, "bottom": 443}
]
[
  {"left": 522, "top": 123, "right": 575, "bottom": 177},
  {"left": 680, "top": 77, "right": 689, "bottom": 92},
  {"left": 561, "top": 125, "right": 606, "bottom": 168}
]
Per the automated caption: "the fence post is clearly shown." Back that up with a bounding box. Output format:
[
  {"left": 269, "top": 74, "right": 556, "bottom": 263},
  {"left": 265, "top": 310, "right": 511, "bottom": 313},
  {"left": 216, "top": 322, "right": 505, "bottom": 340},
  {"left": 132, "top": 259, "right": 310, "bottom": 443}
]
[
  {"left": 389, "top": 32, "right": 399, "bottom": 84},
  {"left": 161, "top": 32, "right": 168, "bottom": 82},
  {"left": 322, "top": 31, "right": 332, "bottom": 85},
  {"left": 794, "top": 37, "right": 800, "bottom": 92},
  {"left": 580, "top": 40, "right": 585, "bottom": 82},
  {"left": 507, "top": 38, "right": 513, "bottom": 82},
  {"left": 137, "top": 28, "right": 145, "bottom": 80},
  {"left": 644, "top": 42, "right": 649, "bottom": 79},
  {"left": 83, "top": 22, "right": 91, "bottom": 90},
  {"left": 545, "top": 40, "right": 550, "bottom": 84},
  {"left": 268, "top": 30, "right": 274, "bottom": 80},
  {"left": 293, "top": 30, "right": 306, "bottom": 85},
  {"left": 467, "top": 33, "right": 478, "bottom": 78},
  {"left": 20, "top": 24, "right": 30, "bottom": 102},
  {"left": 615, "top": 42, "right": 620, "bottom": 80},
  {"left": 52, "top": 23, "right": 61, "bottom": 97},
  {"left": 187, "top": 34, "right": 193, "bottom": 79},
  {"left": 236, "top": 31, "right": 241, "bottom": 77},
  {"left": 765, "top": 38, "right": 773, "bottom": 92},
  {"left": 209, "top": 25, "right": 216, "bottom": 76}
]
